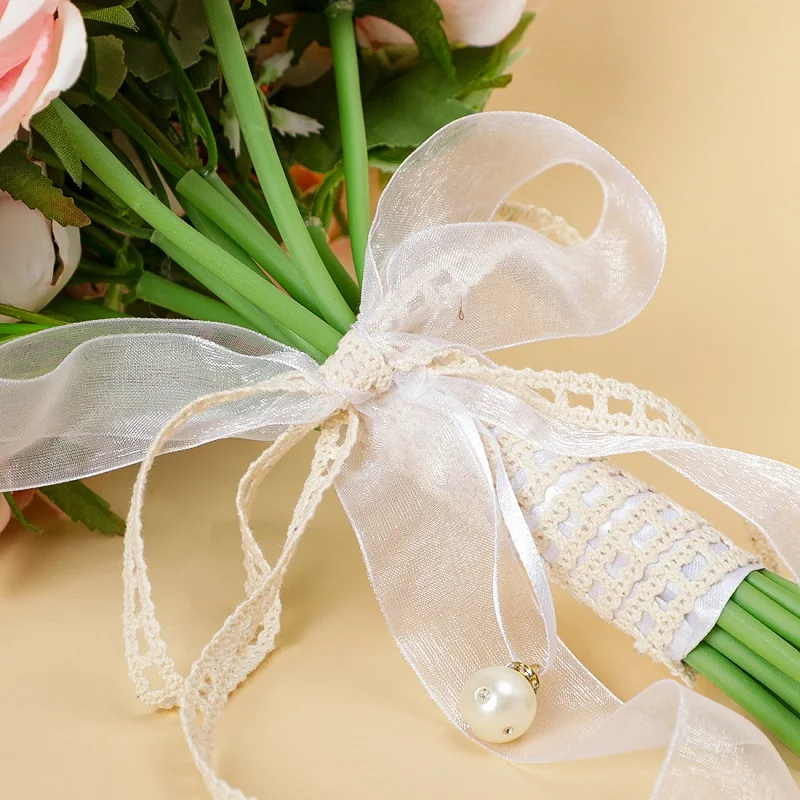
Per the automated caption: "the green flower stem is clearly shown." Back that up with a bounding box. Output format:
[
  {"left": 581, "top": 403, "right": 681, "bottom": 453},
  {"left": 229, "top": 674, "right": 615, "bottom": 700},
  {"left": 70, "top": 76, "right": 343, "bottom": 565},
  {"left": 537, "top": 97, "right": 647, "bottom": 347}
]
[
  {"left": 179, "top": 198, "right": 318, "bottom": 354},
  {"left": 137, "top": 3, "right": 218, "bottom": 173},
  {"left": 326, "top": 0, "right": 370, "bottom": 284},
  {"left": 205, "top": 171, "right": 273, "bottom": 232},
  {"left": 95, "top": 96, "right": 185, "bottom": 180},
  {"left": 716, "top": 600, "right": 800, "bottom": 683},
  {"left": 180, "top": 197, "right": 259, "bottom": 272},
  {"left": 732, "top": 581, "right": 800, "bottom": 650},
  {"left": 685, "top": 642, "right": 800, "bottom": 756},
  {"left": 115, "top": 92, "right": 196, "bottom": 171},
  {"left": 151, "top": 232, "right": 324, "bottom": 362},
  {"left": 129, "top": 139, "right": 171, "bottom": 207},
  {"left": 311, "top": 169, "right": 343, "bottom": 221},
  {"left": 201, "top": 0, "right": 355, "bottom": 334},
  {"left": 31, "top": 144, "right": 127, "bottom": 209},
  {"left": 136, "top": 271, "right": 252, "bottom": 328},
  {"left": 763, "top": 570, "right": 800, "bottom": 598},
  {"left": 231, "top": 177, "right": 279, "bottom": 236},
  {"left": 0, "top": 323, "right": 50, "bottom": 335},
  {"left": 73, "top": 197, "right": 153, "bottom": 238},
  {"left": 704, "top": 626, "right": 800, "bottom": 716},
  {"left": 747, "top": 571, "right": 800, "bottom": 618},
  {"left": 0, "top": 304, "right": 67, "bottom": 326},
  {"left": 46, "top": 297, "right": 127, "bottom": 321},
  {"left": 54, "top": 99, "right": 340, "bottom": 358},
  {"left": 306, "top": 219, "right": 360, "bottom": 313},
  {"left": 176, "top": 171, "right": 319, "bottom": 312},
  {"left": 217, "top": 151, "right": 278, "bottom": 234}
]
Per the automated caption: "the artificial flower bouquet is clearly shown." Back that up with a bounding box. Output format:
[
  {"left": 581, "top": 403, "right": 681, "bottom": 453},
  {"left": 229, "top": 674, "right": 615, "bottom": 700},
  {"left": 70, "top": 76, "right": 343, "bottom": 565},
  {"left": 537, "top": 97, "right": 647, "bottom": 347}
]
[{"left": 2, "top": 2, "right": 800, "bottom": 797}]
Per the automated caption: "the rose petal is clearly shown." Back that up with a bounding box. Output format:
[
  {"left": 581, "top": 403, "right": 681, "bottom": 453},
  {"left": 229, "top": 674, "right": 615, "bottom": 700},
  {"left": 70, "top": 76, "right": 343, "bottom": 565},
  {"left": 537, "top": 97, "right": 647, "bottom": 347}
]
[
  {"left": 437, "top": 0, "right": 527, "bottom": 46},
  {"left": 0, "top": 192, "right": 58, "bottom": 319},
  {"left": 0, "top": 0, "right": 56, "bottom": 74},
  {"left": 361, "top": 0, "right": 527, "bottom": 48},
  {"left": 24, "top": 0, "right": 86, "bottom": 123},
  {"left": 256, "top": 24, "right": 332, "bottom": 87},
  {"left": 0, "top": 13, "right": 54, "bottom": 150},
  {"left": 282, "top": 42, "right": 332, "bottom": 87},
  {"left": 357, "top": 17, "right": 413, "bottom": 48}
]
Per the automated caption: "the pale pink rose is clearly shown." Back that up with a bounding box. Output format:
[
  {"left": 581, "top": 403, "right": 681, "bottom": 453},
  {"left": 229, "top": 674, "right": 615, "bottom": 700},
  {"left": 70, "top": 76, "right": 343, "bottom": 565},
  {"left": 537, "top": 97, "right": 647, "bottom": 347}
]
[
  {"left": 0, "top": 489, "right": 36, "bottom": 533},
  {"left": 0, "top": 191, "right": 81, "bottom": 322},
  {"left": 260, "top": 1, "right": 531, "bottom": 88},
  {"left": 359, "top": 0, "right": 529, "bottom": 48},
  {"left": 0, "top": 0, "right": 87, "bottom": 152}
]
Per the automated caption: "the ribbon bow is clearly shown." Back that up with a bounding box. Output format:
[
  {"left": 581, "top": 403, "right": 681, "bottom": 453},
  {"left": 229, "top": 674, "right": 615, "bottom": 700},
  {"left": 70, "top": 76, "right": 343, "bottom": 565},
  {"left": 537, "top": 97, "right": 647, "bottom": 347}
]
[{"left": 2, "top": 112, "right": 800, "bottom": 798}]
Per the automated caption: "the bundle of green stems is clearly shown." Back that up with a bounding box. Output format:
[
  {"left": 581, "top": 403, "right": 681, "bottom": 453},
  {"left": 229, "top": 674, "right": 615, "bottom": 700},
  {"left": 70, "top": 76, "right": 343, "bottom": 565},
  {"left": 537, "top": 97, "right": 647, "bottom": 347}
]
[{"left": 25, "top": 0, "right": 800, "bottom": 762}]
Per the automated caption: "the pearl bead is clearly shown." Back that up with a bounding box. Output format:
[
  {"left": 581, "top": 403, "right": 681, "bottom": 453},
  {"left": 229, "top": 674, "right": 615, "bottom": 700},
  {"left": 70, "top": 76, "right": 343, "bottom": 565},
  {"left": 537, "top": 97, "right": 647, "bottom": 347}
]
[{"left": 459, "top": 665, "right": 537, "bottom": 743}]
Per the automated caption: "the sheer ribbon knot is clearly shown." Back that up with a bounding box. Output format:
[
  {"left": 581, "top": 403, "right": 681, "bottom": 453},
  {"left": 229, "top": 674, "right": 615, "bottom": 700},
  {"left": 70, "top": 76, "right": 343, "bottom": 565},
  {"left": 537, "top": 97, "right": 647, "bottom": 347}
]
[{"left": 2, "top": 111, "right": 800, "bottom": 797}]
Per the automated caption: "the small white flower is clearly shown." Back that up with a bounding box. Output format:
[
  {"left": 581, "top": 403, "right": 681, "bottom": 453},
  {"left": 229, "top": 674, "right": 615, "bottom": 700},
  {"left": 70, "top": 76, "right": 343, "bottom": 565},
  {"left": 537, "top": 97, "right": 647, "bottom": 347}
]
[
  {"left": 256, "top": 50, "right": 294, "bottom": 87},
  {"left": 239, "top": 16, "right": 271, "bottom": 52},
  {"left": 0, "top": 191, "right": 81, "bottom": 322},
  {"left": 219, "top": 92, "right": 240, "bottom": 157},
  {"left": 268, "top": 105, "right": 323, "bottom": 138}
]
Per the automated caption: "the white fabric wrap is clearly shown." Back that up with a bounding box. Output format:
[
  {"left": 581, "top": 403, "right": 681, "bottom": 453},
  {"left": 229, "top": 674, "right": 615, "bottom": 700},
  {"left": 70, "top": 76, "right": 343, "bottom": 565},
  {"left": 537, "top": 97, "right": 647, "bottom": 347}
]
[{"left": 1, "top": 112, "right": 800, "bottom": 798}]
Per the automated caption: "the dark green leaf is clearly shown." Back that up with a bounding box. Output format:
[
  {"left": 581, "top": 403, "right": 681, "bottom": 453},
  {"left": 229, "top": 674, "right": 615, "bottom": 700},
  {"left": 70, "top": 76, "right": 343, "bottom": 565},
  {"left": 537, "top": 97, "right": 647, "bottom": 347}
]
[
  {"left": 0, "top": 144, "right": 90, "bottom": 227},
  {"left": 287, "top": 12, "right": 329, "bottom": 59},
  {"left": 3, "top": 492, "right": 42, "bottom": 534},
  {"left": 368, "top": 145, "right": 414, "bottom": 173},
  {"left": 78, "top": 3, "right": 139, "bottom": 29},
  {"left": 39, "top": 481, "right": 125, "bottom": 537},
  {"left": 457, "top": 73, "right": 512, "bottom": 98},
  {"left": 280, "top": 14, "right": 531, "bottom": 171},
  {"left": 86, "top": 34, "right": 129, "bottom": 99},
  {"left": 31, "top": 105, "right": 83, "bottom": 186},
  {"left": 367, "top": 0, "right": 454, "bottom": 77},
  {"left": 148, "top": 53, "right": 218, "bottom": 99},
  {"left": 457, "top": 12, "right": 533, "bottom": 110},
  {"left": 79, "top": 0, "right": 137, "bottom": 7},
  {"left": 124, "top": 0, "right": 209, "bottom": 82}
]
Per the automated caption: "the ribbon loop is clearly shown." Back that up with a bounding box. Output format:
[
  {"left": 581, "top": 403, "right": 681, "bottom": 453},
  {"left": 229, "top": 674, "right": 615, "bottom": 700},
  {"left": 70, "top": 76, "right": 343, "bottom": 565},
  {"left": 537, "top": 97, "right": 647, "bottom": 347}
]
[{"left": 1, "top": 111, "right": 799, "bottom": 798}]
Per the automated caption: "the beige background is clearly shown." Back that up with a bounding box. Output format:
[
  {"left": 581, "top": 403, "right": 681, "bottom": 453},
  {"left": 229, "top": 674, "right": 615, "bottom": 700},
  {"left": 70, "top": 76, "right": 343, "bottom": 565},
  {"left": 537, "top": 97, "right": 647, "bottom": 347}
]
[{"left": 2, "top": 1, "right": 800, "bottom": 797}]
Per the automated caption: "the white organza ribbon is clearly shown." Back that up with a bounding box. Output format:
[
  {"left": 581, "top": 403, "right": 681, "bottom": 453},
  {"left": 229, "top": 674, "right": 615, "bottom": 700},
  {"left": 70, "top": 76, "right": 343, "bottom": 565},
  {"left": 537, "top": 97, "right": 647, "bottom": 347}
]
[{"left": 1, "top": 112, "right": 800, "bottom": 797}]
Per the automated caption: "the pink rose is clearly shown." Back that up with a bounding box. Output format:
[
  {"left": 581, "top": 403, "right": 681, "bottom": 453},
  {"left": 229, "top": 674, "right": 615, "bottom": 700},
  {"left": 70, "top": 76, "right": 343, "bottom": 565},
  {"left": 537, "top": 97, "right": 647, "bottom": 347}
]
[
  {"left": 359, "top": 0, "right": 530, "bottom": 48},
  {"left": 0, "top": 191, "right": 81, "bottom": 321},
  {"left": 0, "top": 0, "right": 87, "bottom": 152}
]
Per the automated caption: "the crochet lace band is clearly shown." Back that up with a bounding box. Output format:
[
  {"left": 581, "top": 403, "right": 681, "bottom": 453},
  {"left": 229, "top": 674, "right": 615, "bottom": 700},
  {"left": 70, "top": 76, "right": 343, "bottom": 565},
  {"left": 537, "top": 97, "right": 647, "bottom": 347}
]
[{"left": 1, "top": 112, "right": 800, "bottom": 798}]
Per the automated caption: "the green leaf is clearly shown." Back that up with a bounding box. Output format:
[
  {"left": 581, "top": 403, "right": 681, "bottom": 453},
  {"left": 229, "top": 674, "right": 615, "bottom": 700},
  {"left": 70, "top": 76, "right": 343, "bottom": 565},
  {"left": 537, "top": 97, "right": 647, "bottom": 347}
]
[
  {"left": 31, "top": 105, "right": 83, "bottom": 186},
  {"left": 280, "top": 15, "right": 532, "bottom": 172},
  {"left": 368, "top": 144, "right": 413, "bottom": 173},
  {"left": 2, "top": 492, "right": 42, "bottom": 534},
  {"left": 79, "top": 0, "right": 137, "bottom": 7},
  {"left": 39, "top": 481, "right": 125, "bottom": 537},
  {"left": 85, "top": 34, "right": 128, "bottom": 99},
  {"left": 367, "top": 0, "right": 454, "bottom": 78},
  {"left": 287, "top": 12, "right": 329, "bottom": 59},
  {"left": 124, "top": 0, "right": 209, "bottom": 82},
  {"left": 457, "top": 73, "right": 512, "bottom": 98},
  {"left": 0, "top": 143, "right": 90, "bottom": 228},
  {"left": 148, "top": 53, "right": 218, "bottom": 99},
  {"left": 458, "top": 12, "right": 533, "bottom": 111},
  {"left": 77, "top": 3, "right": 139, "bottom": 29}
]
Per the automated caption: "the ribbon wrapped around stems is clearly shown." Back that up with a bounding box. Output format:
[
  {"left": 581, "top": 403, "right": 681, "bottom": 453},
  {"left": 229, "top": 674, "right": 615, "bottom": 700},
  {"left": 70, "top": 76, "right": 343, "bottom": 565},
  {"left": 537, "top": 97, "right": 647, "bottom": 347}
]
[{"left": 2, "top": 112, "right": 800, "bottom": 798}]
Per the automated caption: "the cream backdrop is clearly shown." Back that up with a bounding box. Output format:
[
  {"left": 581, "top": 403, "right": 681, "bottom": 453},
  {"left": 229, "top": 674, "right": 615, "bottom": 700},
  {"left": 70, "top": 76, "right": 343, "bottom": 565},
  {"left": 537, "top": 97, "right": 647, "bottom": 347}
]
[{"left": 1, "top": 2, "right": 799, "bottom": 797}]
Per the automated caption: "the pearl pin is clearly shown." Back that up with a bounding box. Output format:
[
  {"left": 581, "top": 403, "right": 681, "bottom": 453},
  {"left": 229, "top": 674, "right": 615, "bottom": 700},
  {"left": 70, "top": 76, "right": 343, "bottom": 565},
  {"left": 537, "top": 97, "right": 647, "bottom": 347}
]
[{"left": 459, "top": 662, "right": 539, "bottom": 744}]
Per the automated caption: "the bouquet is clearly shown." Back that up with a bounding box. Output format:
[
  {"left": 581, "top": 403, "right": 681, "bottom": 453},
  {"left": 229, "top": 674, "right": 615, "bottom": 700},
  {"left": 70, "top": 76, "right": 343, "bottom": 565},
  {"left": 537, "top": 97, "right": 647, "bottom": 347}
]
[{"left": 2, "top": 2, "right": 800, "bottom": 798}]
